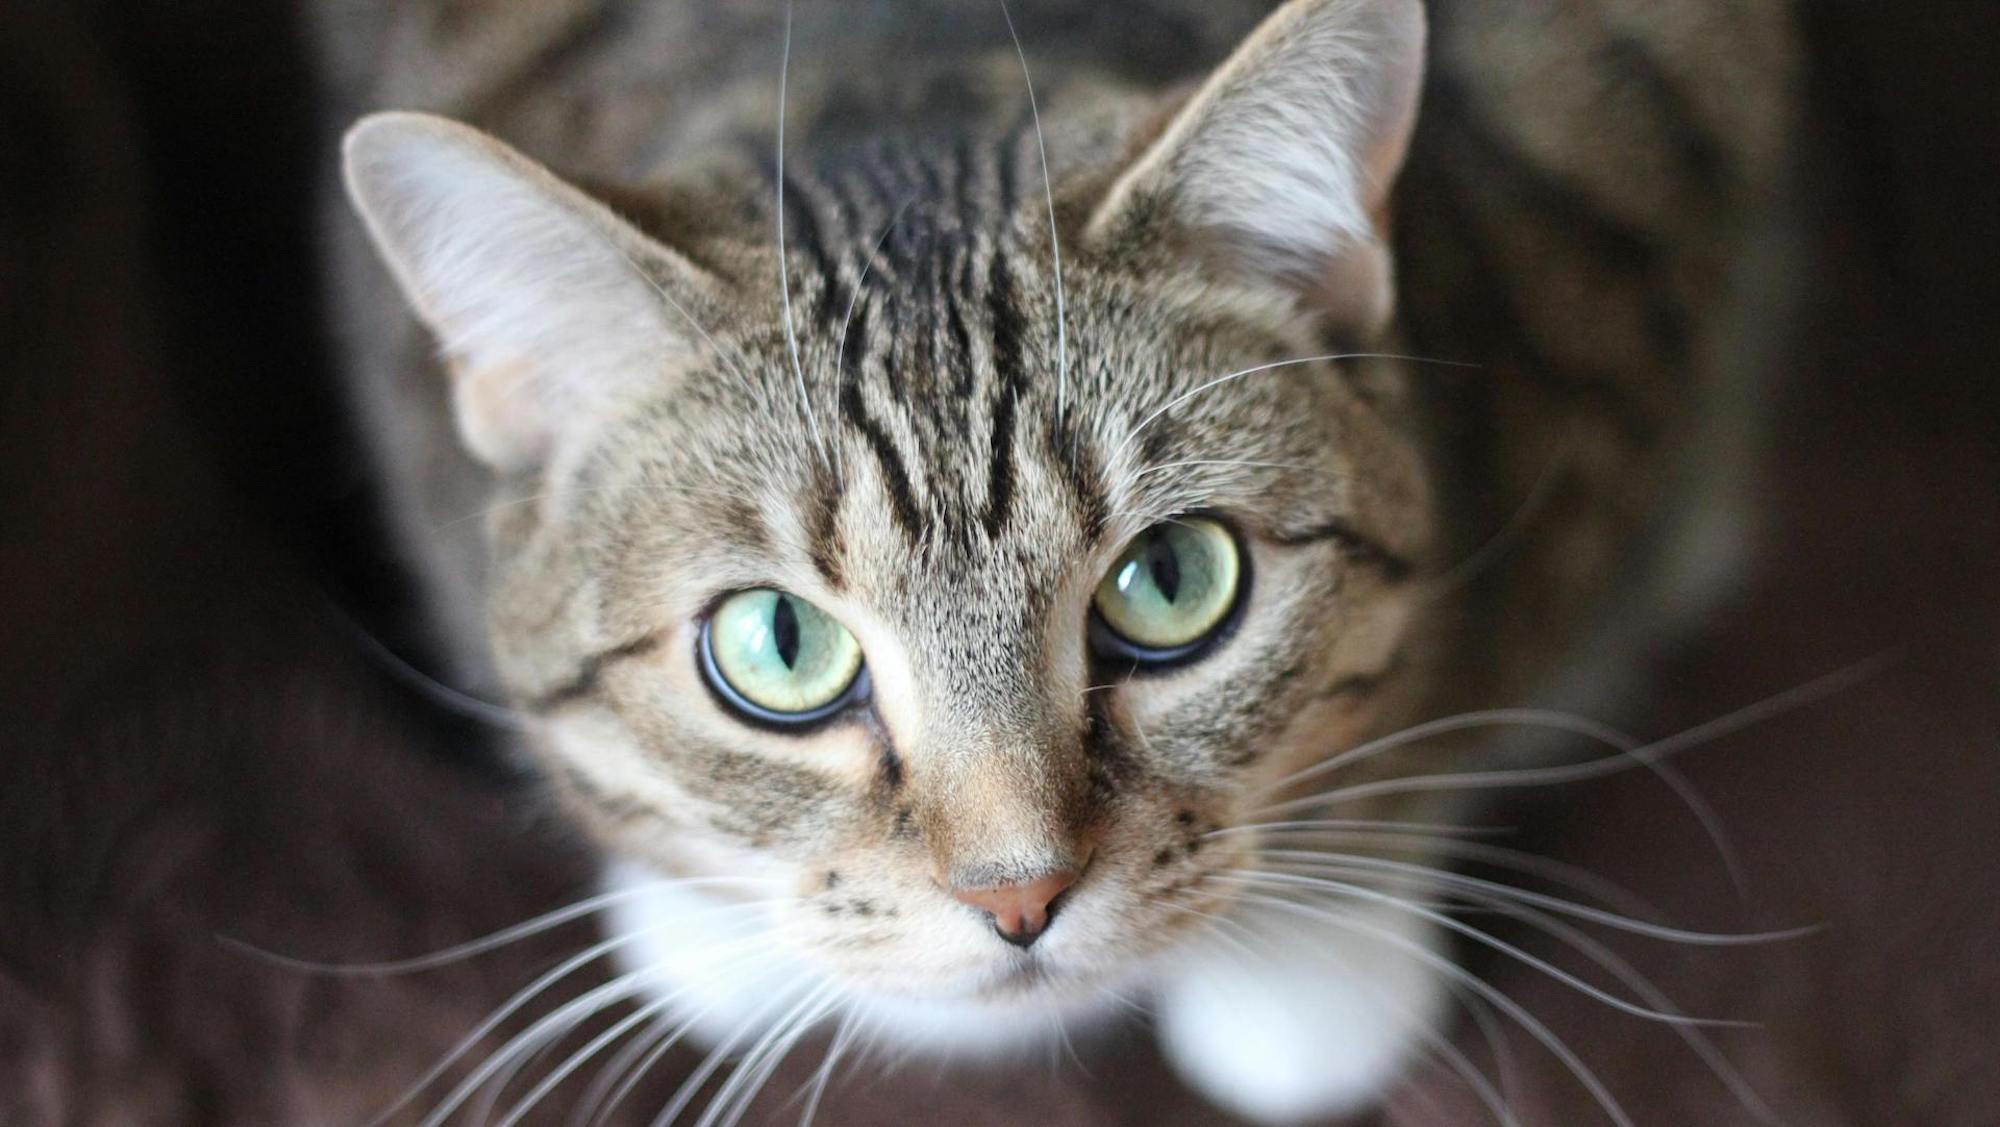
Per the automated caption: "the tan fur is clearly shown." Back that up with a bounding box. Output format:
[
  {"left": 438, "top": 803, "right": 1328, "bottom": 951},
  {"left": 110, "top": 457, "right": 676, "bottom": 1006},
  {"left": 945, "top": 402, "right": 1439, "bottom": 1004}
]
[{"left": 318, "top": 0, "right": 1801, "bottom": 1114}]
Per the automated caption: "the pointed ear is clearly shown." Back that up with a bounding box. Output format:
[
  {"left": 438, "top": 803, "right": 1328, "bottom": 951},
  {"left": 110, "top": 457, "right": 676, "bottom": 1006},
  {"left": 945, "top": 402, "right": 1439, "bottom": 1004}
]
[
  {"left": 1085, "top": 0, "right": 1425, "bottom": 336},
  {"left": 342, "top": 112, "right": 714, "bottom": 471}
]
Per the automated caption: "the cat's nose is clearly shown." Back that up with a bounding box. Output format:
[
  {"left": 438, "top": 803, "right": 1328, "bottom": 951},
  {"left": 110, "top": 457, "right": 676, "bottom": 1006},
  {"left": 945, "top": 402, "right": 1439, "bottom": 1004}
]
[{"left": 951, "top": 869, "right": 1079, "bottom": 948}]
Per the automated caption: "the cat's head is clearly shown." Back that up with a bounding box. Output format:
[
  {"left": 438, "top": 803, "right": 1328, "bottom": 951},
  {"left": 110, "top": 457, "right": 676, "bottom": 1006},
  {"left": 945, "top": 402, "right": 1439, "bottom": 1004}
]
[{"left": 343, "top": 0, "right": 1432, "bottom": 1020}]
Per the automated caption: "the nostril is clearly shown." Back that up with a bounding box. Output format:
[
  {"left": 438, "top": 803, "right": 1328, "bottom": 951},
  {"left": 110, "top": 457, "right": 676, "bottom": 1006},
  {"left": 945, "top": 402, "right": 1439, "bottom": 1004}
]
[
  {"left": 951, "top": 869, "right": 1079, "bottom": 945},
  {"left": 994, "top": 915, "right": 1048, "bottom": 949}
]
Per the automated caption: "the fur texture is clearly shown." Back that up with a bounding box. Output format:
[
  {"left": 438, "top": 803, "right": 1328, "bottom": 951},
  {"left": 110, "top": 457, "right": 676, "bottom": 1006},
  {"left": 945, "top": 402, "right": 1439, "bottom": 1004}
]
[{"left": 317, "top": 0, "right": 1800, "bottom": 1119}]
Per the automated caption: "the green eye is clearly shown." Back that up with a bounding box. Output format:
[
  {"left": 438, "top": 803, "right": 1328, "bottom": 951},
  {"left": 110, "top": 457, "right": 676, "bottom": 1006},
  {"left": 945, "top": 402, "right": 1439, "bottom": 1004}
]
[
  {"left": 700, "top": 589, "right": 865, "bottom": 725},
  {"left": 1092, "top": 518, "right": 1244, "bottom": 663}
]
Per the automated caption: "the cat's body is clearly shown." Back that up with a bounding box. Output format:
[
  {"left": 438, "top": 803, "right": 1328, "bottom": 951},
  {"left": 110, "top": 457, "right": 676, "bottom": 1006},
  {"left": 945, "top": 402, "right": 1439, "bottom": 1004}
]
[{"left": 315, "top": 1, "right": 1799, "bottom": 1120}]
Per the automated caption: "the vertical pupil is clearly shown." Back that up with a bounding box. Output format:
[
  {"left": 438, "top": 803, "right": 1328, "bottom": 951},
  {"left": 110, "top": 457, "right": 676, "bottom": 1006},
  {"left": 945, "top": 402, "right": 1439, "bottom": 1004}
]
[
  {"left": 771, "top": 595, "right": 802, "bottom": 669},
  {"left": 1146, "top": 534, "right": 1182, "bottom": 604}
]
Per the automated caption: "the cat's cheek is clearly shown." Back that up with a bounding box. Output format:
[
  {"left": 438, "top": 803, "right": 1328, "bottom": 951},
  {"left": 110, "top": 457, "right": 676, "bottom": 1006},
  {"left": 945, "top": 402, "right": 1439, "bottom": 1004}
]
[{"left": 1152, "top": 900, "right": 1446, "bottom": 1124}]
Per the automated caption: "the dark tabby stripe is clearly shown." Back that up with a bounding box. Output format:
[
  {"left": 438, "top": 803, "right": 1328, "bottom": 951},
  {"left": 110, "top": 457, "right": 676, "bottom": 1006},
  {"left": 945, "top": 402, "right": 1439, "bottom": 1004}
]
[
  {"left": 525, "top": 633, "right": 664, "bottom": 712},
  {"left": 1269, "top": 520, "right": 1414, "bottom": 582},
  {"left": 838, "top": 357, "right": 926, "bottom": 539},
  {"left": 981, "top": 251, "right": 1028, "bottom": 538}
]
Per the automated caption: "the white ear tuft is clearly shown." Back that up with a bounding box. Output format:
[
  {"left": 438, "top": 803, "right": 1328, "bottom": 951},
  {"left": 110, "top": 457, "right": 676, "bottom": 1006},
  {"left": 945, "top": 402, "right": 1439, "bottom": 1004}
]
[
  {"left": 1087, "top": 0, "right": 1425, "bottom": 335},
  {"left": 342, "top": 112, "right": 706, "bottom": 470}
]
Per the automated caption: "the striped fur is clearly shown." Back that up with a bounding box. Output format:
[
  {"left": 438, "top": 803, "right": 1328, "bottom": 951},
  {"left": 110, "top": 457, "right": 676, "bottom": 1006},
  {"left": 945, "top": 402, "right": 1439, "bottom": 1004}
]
[{"left": 319, "top": 0, "right": 1800, "bottom": 1119}]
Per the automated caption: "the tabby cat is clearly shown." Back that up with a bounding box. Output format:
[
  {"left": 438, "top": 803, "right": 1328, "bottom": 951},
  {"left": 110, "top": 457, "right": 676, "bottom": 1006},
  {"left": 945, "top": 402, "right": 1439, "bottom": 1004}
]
[{"left": 316, "top": 0, "right": 1799, "bottom": 1119}]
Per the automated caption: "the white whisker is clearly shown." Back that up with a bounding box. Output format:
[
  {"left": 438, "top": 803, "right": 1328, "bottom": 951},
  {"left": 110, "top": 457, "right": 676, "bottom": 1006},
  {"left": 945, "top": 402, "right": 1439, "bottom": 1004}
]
[
  {"left": 360, "top": 897, "right": 777, "bottom": 1127},
  {"left": 603, "top": 238, "right": 762, "bottom": 404},
  {"left": 222, "top": 879, "right": 768, "bottom": 977},
  {"left": 1223, "top": 886, "right": 1634, "bottom": 1127},
  {"left": 1484, "top": 900, "right": 1779, "bottom": 1123},
  {"left": 1207, "top": 817, "right": 1514, "bottom": 841},
  {"left": 310, "top": 594, "right": 535, "bottom": 733},
  {"left": 773, "top": 1, "right": 823, "bottom": 459},
  {"left": 422, "top": 968, "right": 664, "bottom": 1127},
  {"left": 586, "top": 995, "right": 739, "bottom": 1127},
  {"left": 571, "top": 1010, "right": 676, "bottom": 1127},
  {"left": 494, "top": 991, "right": 685, "bottom": 1127},
  {"left": 1260, "top": 852, "right": 1811, "bottom": 946},
  {"left": 794, "top": 1010, "right": 859, "bottom": 1127},
  {"left": 998, "top": 0, "right": 1067, "bottom": 416},
  {"left": 1133, "top": 458, "right": 1311, "bottom": 478},
  {"left": 1110, "top": 352, "right": 1477, "bottom": 470},
  {"left": 1248, "top": 829, "right": 1659, "bottom": 921},
  {"left": 1410, "top": 429, "right": 1573, "bottom": 604},
  {"left": 705, "top": 985, "right": 841, "bottom": 1127},
  {"left": 648, "top": 984, "right": 803, "bottom": 1127},
  {"left": 1251, "top": 706, "right": 1738, "bottom": 891},
  {"left": 1218, "top": 871, "right": 1744, "bottom": 1028}
]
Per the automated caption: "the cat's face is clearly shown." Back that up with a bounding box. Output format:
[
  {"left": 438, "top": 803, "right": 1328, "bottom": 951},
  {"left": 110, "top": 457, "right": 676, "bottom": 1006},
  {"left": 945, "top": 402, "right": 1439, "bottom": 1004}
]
[
  {"left": 343, "top": 0, "right": 1429, "bottom": 1021},
  {"left": 485, "top": 240, "right": 1429, "bottom": 1007}
]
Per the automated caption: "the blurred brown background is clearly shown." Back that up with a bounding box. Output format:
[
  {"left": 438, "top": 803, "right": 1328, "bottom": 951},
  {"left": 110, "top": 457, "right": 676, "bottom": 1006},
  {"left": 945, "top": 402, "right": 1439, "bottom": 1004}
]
[{"left": 2, "top": 1, "right": 1995, "bottom": 1123}]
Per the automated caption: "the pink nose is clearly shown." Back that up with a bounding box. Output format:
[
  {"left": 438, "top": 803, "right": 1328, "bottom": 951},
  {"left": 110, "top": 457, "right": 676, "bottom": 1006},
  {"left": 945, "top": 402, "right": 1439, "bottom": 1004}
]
[{"left": 951, "top": 871, "right": 1079, "bottom": 947}]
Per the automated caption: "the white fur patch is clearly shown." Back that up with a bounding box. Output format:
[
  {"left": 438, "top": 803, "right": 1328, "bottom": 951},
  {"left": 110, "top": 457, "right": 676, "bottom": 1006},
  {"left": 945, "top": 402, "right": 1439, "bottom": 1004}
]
[
  {"left": 1153, "top": 900, "right": 1447, "bottom": 1124},
  {"left": 602, "top": 859, "right": 1118, "bottom": 1059}
]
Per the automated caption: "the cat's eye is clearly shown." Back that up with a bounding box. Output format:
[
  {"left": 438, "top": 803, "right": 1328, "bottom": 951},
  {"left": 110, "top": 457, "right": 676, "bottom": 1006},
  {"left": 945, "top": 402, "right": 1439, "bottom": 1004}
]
[
  {"left": 700, "top": 589, "right": 866, "bottom": 726},
  {"left": 1091, "top": 517, "right": 1244, "bottom": 666}
]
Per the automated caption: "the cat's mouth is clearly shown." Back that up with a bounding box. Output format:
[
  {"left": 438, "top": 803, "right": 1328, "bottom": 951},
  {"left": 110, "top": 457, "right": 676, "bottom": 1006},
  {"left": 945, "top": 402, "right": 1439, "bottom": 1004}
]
[{"left": 978, "top": 952, "right": 1063, "bottom": 997}]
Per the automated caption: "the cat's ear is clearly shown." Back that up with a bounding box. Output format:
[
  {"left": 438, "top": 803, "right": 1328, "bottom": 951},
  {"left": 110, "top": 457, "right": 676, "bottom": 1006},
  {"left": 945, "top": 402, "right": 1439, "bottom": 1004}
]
[
  {"left": 342, "top": 112, "right": 714, "bottom": 471},
  {"left": 1085, "top": 0, "right": 1425, "bottom": 337}
]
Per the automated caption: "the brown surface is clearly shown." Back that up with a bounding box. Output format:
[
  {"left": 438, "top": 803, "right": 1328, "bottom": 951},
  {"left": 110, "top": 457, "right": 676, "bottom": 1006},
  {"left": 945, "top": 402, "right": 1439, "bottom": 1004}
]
[{"left": 2, "top": 1, "right": 1995, "bottom": 1124}]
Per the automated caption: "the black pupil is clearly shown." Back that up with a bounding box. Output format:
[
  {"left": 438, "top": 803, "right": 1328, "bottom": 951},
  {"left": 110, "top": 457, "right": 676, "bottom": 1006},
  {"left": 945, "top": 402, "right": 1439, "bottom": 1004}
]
[
  {"left": 772, "top": 595, "right": 802, "bottom": 669},
  {"left": 1146, "top": 534, "right": 1182, "bottom": 604}
]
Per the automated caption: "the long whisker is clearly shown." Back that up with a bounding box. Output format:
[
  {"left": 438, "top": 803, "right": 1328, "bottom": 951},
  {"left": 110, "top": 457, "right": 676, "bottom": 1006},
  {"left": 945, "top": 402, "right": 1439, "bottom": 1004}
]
[
  {"left": 1244, "top": 828, "right": 1662, "bottom": 922},
  {"left": 794, "top": 1009, "right": 860, "bottom": 1127},
  {"left": 1410, "top": 429, "right": 1572, "bottom": 604},
  {"left": 1257, "top": 708, "right": 1637, "bottom": 804},
  {"left": 1132, "top": 458, "right": 1312, "bottom": 478},
  {"left": 1272, "top": 653, "right": 1896, "bottom": 817},
  {"left": 467, "top": 1014, "right": 573, "bottom": 1127},
  {"left": 831, "top": 203, "right": 911, "bottom": 375},
  {"left": 361, "top": 898, "right": 777, "bottom": 1127},
  {"left": 1206, "top": 818, "right": 1515, "bottom": 841},
  {"left": 603, "top": 238, "right": 762, "bottom": 403},
  {"left": 463, "top": 927, "right": 798, "bottom": 1127},
  {"left": 571, "top": 1009, "right": 677, "bottom": 1127},
  {"left": 1486, "top": 900, "right": 1780, "bottom": 1123},
  {"left": 310, "top": 592, "right": 535, "bottom": 732},
  {"left": 998, "top": 0, "right": 1067, "bottom": 416},
  {"left": 772, "top": 0, "right": 823, "bottom": 459},
  {"left": 436, "top": 483, "right": 622, "bottom": 533},
  {"left": 494, "top": 990, "right": 688, "bottom": 1127},
  {"left": 1273, "top": 652, "right": 1897, "bottom": 804},
  {"left": 706, "top": 985, "right": 841, "bottom": 1127},
  {"left": 1248, "top": 706, "right": 1747, "bottom": 888},
  {"left": 648, "top": 984, "right": 804, "bottom": 1127},
  {"left": 1153, "top": 891, "right": 1513, "bottom": 1123},
  {"left": 1217, "top": 872, "right": 1745, "bottom": 1028},
  {"left": 1452, "top": 986, "right": 1521, "bottom": 1123},
  {"left": 219, "top": 878, "right": 770, "bottom": 976},
  {"left": 1221, "top": 886, "right": 1634, "bottom": 1127},
  {"left": 1109, "top": 352, "right": 1477, "bottom": 470},
  {"left": 1401, "top": 999, "right": 1519, "bottom": 1127},
  {"left": 1259, "top": 852, "right": 1812, "bottom": 946},
  {"left": 421, "top": 967, "right": 665, "bottom": 1127},
  {"left": 826, "top": 196, "right": 915, "bottom": 483},
  {"left": 585, "top": 993, "right": 742, "bottom": 1127}
]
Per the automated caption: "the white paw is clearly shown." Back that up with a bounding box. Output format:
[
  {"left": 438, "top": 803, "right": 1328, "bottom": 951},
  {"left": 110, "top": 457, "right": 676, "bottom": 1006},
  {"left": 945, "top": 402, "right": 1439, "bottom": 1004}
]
[{"left": 1153, "top": 901, "right": 1447, "bottom": 1124}]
